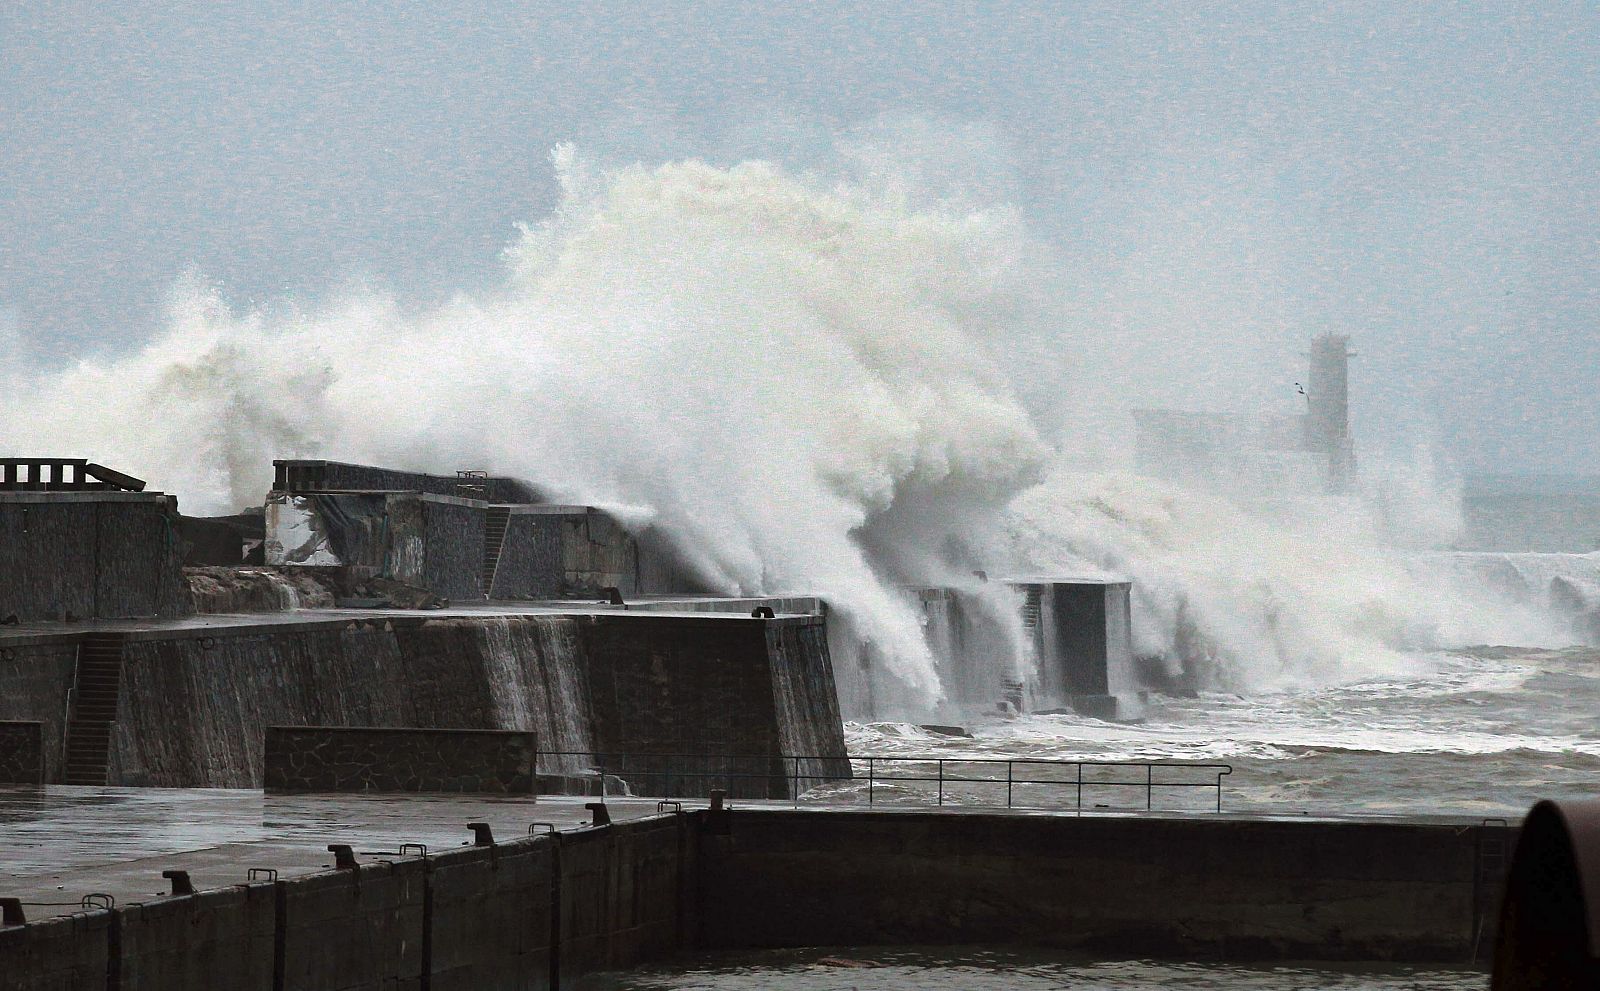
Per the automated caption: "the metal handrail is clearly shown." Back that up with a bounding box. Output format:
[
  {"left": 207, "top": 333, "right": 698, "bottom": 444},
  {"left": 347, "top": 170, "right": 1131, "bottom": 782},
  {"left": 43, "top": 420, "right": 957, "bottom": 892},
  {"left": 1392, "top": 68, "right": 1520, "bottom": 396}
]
[{"left": 534, "top": 750, "right": 1232, "bottom": 813}]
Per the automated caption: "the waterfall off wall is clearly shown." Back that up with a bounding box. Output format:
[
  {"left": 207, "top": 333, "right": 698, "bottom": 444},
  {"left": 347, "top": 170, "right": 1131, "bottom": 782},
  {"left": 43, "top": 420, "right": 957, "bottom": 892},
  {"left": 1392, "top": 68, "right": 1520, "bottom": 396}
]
[
  {"left": 478, "top": 616, "right": 593, "bottom": 775},
  {"left": 112, "top": 617, "right": 514, "bottom": 787},
  {"left": 100, "top": 611, "right": 844, "bottom": 794}
]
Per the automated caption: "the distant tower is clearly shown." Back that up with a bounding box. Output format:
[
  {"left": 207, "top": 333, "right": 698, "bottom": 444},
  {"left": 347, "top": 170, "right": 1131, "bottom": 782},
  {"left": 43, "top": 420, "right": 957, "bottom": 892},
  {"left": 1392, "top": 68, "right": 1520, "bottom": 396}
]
[{"left": 1305, "top": 334, "right": 1355, "bottom": 492}]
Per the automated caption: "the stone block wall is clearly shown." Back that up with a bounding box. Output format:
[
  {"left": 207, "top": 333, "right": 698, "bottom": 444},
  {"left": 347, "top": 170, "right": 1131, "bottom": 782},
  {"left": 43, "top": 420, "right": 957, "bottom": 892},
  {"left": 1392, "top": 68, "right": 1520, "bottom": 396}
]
[
  {"left": 418, "top": 497, "right": 486, "bottom": 600},
  {"left": 489, "top": 507, "right": 642, "bottom": 600},
  {"left": 486, "top": 511, "right": 565, "bottom": 599},
  {"left": 264, "top": 726, "right": 536, "bottom": 793},
  {"left": 108, "top": 616, "right": 579, "bottom": 789},
  {"left": 0, "top": 493, "right": 189, "bottom": 622},
  {"left": 0, "top": 720, "right": 44, "bottom": 784},
  {"left": 0, "top": 642, "right": 77, "bottom": 783}
]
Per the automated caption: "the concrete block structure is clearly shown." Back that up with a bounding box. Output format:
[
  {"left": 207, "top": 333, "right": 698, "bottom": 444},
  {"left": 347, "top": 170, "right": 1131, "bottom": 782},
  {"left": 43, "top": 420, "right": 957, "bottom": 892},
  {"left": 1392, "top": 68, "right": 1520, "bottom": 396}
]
[
  {"left": 0, "top": 480, "right": 190, "bottom": 623},
  {"left": 265, "top": 460, "right": 651, "bottom": 601},
  {"left": 834, "top": 579, "right": 1145, "bottom": 723},
  {"left": 1013, "top": 578, "right": 1140, "bottom": 718}
]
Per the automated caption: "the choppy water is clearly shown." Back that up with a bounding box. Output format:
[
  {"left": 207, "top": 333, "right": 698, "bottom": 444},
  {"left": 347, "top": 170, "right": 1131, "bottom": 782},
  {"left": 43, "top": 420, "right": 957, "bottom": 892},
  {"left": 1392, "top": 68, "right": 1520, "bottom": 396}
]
[
  {"left": 582, "top": 947, "right": 1483, "bottom": 990},
  {"left": 826, "top": 646, "right": 1600, "bottom": 817}
]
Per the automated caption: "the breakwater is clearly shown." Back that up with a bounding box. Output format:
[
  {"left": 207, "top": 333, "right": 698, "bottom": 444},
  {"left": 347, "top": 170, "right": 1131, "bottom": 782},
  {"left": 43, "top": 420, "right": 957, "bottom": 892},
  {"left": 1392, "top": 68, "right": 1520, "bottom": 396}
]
[{"left": 0, "top": 807, "right": 1510, "bottom": 990}]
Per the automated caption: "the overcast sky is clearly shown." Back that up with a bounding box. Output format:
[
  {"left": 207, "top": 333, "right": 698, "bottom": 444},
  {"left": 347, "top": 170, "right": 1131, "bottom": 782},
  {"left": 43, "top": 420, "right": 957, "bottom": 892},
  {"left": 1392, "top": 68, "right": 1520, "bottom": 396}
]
[{"left": 3, "top": 2, "right": 1596, "bottom": 474}]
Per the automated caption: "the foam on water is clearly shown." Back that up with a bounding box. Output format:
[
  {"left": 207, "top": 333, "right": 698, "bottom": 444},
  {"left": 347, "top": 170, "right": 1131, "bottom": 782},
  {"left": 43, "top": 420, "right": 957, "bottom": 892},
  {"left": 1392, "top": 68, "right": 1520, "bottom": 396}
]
[{"left": 841, "top": 645, "right": 1600, "bottom": 815}]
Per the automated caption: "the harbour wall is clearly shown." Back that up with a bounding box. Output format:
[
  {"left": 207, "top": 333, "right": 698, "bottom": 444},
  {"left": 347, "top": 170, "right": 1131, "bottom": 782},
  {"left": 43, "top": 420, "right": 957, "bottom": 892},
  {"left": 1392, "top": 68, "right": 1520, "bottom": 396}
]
[
  {"left": 4, "top": 610, "right": 848, "bottom": 796},
  {"left": 0, "top": 809, "right": 1508, "bottom": 990}
]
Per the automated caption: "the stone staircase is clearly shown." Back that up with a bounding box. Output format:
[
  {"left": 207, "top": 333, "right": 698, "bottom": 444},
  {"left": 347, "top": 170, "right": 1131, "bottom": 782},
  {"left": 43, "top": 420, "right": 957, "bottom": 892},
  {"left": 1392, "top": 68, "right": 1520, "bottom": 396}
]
[
  {"left": 481, "top": 506, "right": 511, "bottom": 597},
  {"left": 63, "top": 634, "right": 126, "bottom": 785}
]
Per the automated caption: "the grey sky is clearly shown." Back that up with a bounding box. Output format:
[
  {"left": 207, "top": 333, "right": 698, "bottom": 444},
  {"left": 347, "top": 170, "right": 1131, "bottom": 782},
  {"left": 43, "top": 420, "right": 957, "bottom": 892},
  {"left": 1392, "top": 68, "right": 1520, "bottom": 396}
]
[{"left": 3, "top": 1, "right": 1596, "bottom": 474}]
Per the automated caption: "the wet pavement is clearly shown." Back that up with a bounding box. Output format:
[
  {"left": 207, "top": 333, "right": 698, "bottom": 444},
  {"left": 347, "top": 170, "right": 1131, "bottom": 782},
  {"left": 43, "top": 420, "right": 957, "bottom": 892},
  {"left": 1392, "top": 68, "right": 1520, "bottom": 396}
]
[{"left": 0, "top": 786, "right": 684, "bottom": 918}]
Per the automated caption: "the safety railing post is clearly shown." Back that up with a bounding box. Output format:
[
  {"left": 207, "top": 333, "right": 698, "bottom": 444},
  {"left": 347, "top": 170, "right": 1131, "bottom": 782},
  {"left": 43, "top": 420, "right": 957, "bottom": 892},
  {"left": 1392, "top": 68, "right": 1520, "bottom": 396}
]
[
  {"left": 1075, "top": 762, "right": 1083, "bottom": 811},
  {"left": 868, "top": 757, "right": 875, "bottom": 805},
  {"left": 937, "top": 760, "right": 944, "bottom": 806},
  {"left": 1006, "top": 762, "right": 1013, "bottom": 808}
]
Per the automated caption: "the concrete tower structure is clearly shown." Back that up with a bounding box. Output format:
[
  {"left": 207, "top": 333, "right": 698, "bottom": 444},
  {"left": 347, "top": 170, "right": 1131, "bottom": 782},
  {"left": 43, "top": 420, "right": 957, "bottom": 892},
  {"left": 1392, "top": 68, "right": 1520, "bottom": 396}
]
[{"left": 1305, "top": 334, "right": 1355, "bottom": 492}]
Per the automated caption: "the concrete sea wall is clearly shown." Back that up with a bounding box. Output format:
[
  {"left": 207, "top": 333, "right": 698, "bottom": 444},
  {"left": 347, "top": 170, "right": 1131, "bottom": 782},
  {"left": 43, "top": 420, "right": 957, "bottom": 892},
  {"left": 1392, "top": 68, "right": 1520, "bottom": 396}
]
[
  {"left": 0, "top": 809, "right": 1508, "bottom": 990},
  {"left": 0, "top": 492, "right": 189, "bottom": 623},
  {"left": 113, "top": 618, "right": 503, "bottom": 787},
  {"left": 696, "top": 810, "right": 1497, "bottom": 962},
  {"left": 0, "top": 610, "right": 846, "bottom": 794}
]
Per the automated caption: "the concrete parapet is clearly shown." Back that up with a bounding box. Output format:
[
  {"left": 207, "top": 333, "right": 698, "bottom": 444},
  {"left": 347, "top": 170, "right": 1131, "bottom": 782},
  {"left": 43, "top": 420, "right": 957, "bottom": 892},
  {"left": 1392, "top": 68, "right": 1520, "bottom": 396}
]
[
  {"left": 0, "top": 909, "right": 112, "bottom": 991},
  {"left": 695, "top": 810, "right": 1490, "bottom": 961},
  {"left": 115, "top": 883, "right": 275, "bottom": 990},
  {"left": 558, "top": 815, "right": 691, "bottom": 978},
  {"left": 428, "top": 840, "right": 555, "bottom": 991},
  {"left": 263, "top": 726, "right": 537, "bottom": 794},
  {"left": 276, "top": 857, "right": 429, "bottom": 991}
]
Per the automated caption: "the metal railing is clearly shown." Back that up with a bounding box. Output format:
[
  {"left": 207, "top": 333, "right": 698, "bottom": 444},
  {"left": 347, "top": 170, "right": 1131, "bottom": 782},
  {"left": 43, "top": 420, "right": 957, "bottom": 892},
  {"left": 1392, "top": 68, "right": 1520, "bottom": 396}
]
[{"left": 535, "top": 750, "right": 1232, "bottom": 813}]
